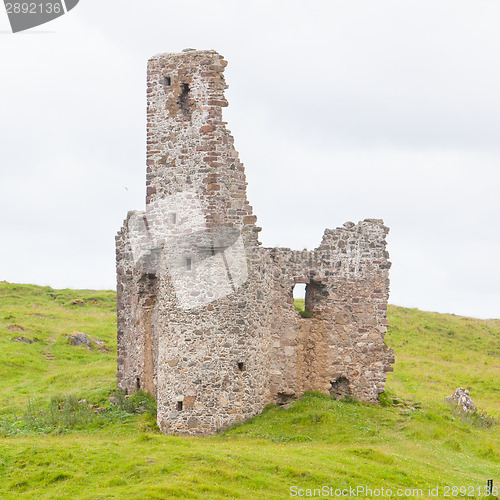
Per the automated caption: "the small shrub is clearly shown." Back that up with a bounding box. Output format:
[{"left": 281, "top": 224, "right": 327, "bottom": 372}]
[
  {"left": 20, "top": 395, "right": 105, "bottom": 433},
  {"left": 110, "top": 389, "right": 157, "bottom": 418},
  {"left": 378, "top": 392, "right": 392, "bottom": 407},
  {"left": 0, "top": 390, "right": 159, "bottom": 436}
]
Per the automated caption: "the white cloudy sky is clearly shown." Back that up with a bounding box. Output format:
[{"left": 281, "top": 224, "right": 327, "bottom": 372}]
[{"left": 1, "top": 0, "right": 499, "bottom": 318}]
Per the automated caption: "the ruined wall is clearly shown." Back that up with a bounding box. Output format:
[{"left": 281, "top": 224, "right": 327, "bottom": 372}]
[
  {"left": 263, "top": 219, "right": 393, "bottom": 404},
  {"left": 116, "top": 49, "right": 394, "bottom": 435}
]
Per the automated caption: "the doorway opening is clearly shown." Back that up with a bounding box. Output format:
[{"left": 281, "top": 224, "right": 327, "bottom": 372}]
[{"left": 330, "top": 376, "right": 352, "bottom": 400}]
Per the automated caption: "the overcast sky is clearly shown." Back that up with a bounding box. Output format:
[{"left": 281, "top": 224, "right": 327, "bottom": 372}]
[{"left": 1, "top": 0, "right": 499, "bottom": 318}]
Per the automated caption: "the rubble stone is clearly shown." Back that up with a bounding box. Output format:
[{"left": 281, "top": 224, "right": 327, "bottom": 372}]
[{"left": 446, "top": 388, "right": 477, "bottom": 412}]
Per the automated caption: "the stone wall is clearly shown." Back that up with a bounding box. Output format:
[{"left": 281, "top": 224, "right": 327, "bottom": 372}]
[{"left": 116, "top": 49, "right": 394, "bottom": 435}]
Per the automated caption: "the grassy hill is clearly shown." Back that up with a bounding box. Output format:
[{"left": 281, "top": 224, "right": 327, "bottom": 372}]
[{"left": 0, "top": 282, "right": 498, "bottom": 499}]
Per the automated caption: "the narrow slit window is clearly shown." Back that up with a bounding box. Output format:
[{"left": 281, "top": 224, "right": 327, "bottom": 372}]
[
  {"left": 179, "top": 83, "right": 192, "bottom": 120},
  {"left": 186, "top": 257, "right": 192, "bottom": 271},
  {"left": 163, "top": 75, "right": 171, "bottom": 86},
  {"left": 177, "top": 401, "right": 183, "bottom": 411},
  {"left": 237, "top": 362, "right": 245, "bottom": 371},
  {"left": 169, "top": 213, "right": 177, "bottom": 225},
  {"left": 136, "top": 377, "right": 140, "bottom": 390}
]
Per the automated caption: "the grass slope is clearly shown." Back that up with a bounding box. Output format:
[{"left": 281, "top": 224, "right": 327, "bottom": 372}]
[
  {"left": 0, "top": 283, "right": 117, "bottom": 414},
  {"left": 0, "top": 282, "right": 498, "bottom": 499}
]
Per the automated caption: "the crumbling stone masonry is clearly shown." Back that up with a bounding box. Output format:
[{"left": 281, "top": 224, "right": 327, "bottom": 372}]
[{"left": 116, "top": 49, "right": 394, "bottom": 435}]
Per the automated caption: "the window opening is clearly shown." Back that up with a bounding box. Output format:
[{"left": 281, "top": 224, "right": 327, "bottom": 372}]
[
  {"left": 293, "top": 283, "right": 311, "bottom": 317},
  {"left": 179, "top": 82, "right": 192, "bottom": 119}
]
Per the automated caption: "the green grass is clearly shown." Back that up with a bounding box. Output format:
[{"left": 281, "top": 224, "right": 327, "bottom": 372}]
[
  {"left": 294, "top": 298, "right": 313, "bottom": 317},
  {"left": 0, "top": 282, "right": 117, "bottom": 415},
  {"left": 294, "top": 298, "right": 305, "bottom": 312},
  {"left": 387, "top": 305, "right": 500, "bottom": 417},
  {"left": 0, "top": 282, "right": 498, "bottom": 499}
]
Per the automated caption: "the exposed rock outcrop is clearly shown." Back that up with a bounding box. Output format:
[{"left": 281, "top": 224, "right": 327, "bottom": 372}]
[{"left": 446, "top": 388, "right": 477, "bottom": 412}]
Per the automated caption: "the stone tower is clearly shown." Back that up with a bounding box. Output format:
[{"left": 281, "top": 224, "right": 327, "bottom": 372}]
[{"left": 116, "top": 49, "right": 394, "bottom": 435}]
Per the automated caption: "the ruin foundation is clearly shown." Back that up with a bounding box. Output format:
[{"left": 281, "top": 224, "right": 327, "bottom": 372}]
[{"left": 116, "top": 49, "right": 394, "bottom": 435}]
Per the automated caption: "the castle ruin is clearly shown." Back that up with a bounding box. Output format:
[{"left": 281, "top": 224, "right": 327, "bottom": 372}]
[{"left": 116, "top": 49, "right": 394, "bottom": 435}]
